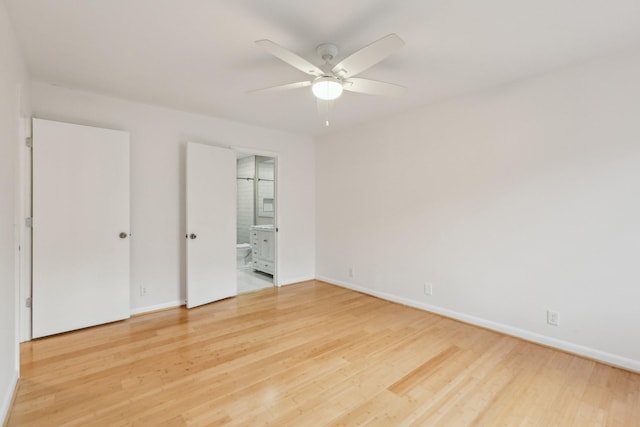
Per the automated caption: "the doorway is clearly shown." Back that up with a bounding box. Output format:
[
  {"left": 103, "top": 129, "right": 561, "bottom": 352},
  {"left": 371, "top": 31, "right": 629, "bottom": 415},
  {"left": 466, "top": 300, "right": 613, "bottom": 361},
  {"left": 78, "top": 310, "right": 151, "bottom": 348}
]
[{"left": 236, "top": 153, "right": 276, "bottom": 293}]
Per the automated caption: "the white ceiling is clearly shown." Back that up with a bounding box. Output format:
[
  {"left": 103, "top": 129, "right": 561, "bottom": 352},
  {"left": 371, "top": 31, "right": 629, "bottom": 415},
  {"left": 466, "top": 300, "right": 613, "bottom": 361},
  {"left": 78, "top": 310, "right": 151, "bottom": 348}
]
[{"left": 6, "top": 0, "right": 640, "bottom": 136}]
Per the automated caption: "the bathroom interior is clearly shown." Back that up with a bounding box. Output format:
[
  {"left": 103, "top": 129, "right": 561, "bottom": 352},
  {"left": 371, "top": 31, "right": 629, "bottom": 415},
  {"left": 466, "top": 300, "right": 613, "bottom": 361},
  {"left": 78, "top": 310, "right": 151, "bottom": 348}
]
[{"left": 236, "top": 154, "right": 276, "bottom": 293}]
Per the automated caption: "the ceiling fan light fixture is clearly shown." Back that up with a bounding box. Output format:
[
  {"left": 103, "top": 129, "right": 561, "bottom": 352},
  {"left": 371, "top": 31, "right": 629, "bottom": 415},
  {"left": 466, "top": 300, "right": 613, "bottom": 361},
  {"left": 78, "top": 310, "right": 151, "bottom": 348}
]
[{"left": 312, "top": 76, "right": 343, "bottom": 100}]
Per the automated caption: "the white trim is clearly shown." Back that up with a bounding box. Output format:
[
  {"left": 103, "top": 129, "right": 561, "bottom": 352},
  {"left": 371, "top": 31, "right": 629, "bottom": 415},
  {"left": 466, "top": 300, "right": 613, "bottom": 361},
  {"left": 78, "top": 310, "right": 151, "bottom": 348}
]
[
  {"left": 317, "top": 276, "right": 640, "bottom": 373},
  {"left": 279, "top": 275, "right": 316, "bottom": 287},
  {"left": 1, "top": 370, "right": 19, "bottom": 425},
  {"left": 130, "top": 300, "right": 183, "bottom": 316},
  {"left": 19, "top": 116, "right": 32, "bottom": 342}
]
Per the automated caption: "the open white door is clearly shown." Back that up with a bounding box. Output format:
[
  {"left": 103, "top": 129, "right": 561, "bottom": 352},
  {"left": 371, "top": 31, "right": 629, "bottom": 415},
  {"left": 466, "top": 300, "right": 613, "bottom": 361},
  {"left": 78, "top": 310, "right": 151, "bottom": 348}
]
[
  {"left": 186, "top": 142, "right": 237, "bottom": 308},
  {"left": 32, "top": 119, "right": 130, "bottom": 338}
]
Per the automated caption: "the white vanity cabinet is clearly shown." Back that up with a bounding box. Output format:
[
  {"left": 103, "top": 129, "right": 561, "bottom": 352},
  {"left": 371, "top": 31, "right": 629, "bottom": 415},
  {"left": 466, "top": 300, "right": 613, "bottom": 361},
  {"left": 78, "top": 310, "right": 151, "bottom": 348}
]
[{"left": 250, "top": 225, "right": 275, "bottom": 274}]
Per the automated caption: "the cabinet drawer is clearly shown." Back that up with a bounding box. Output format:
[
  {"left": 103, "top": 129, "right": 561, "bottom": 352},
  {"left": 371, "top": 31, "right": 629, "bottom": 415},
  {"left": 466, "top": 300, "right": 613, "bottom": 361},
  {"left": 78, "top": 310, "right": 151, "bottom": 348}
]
[{"left": 253, "top": 259, "right": 274, "bottom": 274}]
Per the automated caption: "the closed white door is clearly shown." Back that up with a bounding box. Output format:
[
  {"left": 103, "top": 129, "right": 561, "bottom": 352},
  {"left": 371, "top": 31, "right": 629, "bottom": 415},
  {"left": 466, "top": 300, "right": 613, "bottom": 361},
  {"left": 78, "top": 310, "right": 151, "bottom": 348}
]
[
  {"left": 32, "top": 119, "right": 130, "bottom": 338},
  {"left": 186, "top": 142, "right": 237, "bottom": 308}
]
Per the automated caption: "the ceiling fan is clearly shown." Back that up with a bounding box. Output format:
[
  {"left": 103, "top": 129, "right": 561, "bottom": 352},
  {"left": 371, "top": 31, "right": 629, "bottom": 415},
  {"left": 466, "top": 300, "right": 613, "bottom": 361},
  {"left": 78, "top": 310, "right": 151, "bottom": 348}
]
[{"left": 250, "top": 34, "right": 406, "bottom": 104}]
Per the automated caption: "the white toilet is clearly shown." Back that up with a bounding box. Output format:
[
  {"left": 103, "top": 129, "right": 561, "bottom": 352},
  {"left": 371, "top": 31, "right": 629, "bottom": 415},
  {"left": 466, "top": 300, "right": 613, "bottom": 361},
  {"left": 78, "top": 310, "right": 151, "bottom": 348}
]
[{"left": 236, "top": 243, "right": 252, "bottom": 269}]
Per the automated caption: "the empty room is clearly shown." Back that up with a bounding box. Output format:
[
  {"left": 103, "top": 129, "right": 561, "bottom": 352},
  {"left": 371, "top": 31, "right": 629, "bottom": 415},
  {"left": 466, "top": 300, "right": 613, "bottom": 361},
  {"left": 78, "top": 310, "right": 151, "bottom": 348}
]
[{"left": 1, "top": 1, "right": 639, "bottom": 425}]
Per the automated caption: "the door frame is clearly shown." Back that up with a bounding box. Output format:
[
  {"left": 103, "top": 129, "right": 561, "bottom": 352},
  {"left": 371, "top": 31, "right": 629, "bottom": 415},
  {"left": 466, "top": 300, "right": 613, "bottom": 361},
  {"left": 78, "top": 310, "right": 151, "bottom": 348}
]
[
  {"left": 17, "top": 114, "right": 32, "bottom": 343},
  {"left": 233, "top": 146, "right": 280, "bottom": 287}
]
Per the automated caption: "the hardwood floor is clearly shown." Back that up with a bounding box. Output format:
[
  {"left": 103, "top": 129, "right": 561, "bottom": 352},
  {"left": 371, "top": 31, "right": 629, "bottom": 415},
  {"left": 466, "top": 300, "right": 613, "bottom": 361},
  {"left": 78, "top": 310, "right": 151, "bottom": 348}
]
[{"left": 7, "top": 281, "right": 640, "bottom": 426}]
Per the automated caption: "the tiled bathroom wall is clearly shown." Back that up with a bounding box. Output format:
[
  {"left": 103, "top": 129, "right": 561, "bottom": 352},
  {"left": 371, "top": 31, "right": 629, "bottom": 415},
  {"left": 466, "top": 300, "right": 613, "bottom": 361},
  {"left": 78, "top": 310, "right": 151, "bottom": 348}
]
[{"left": 236, "top": 156, "right": 255, "bottom": 244}]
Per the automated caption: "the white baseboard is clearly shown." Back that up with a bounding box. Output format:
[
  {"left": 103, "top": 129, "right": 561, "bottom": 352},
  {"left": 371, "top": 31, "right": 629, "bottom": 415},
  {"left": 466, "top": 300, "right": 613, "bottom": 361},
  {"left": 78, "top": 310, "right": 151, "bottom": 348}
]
[
  {"left": 278, "top": 275, "right": 316, "bottom": 287},
  {"left": 130, "top": 300, "right": 183, "bottom": 316},
  {"left": 130, "top": 277, "right": 316, "bottom": 314},
  {"left": 317, "top": 276, "right": 640, "bottom": 373},
  {"left": 1, "top": 370, "right": 19, "bottom": 426}
]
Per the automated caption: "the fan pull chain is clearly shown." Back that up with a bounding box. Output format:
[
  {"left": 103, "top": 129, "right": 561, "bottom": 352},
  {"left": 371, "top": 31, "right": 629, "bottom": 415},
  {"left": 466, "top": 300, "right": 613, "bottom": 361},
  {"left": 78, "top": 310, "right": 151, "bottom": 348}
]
[{"left": 317, "top": 98, "right": 334, "bottom": 127}]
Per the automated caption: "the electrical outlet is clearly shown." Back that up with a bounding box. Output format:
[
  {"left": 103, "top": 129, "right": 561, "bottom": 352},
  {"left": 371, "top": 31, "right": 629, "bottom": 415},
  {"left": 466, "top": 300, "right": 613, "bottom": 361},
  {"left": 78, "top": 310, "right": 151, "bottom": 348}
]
[
  {"left": 547, "top": 310, "right": 560, "bottom": 326},
  {"left": 348, "top": 267, "right": 354, "bottom": 278},
  {"left": 424, "top": 282, "right": 433, "bottom": 295},
  {"left": 140, "top": 286, "right": 148, "bottom": 296}
]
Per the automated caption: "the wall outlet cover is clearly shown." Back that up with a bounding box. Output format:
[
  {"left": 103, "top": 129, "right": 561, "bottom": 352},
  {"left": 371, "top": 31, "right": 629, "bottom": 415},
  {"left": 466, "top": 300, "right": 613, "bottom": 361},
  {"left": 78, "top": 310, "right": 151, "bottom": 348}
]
[
  {"left": 424, "top": 283, "right": 433, "bottom": 296},
  {"left": 547, "top": 310, "right": 560, "bottom": 326}
]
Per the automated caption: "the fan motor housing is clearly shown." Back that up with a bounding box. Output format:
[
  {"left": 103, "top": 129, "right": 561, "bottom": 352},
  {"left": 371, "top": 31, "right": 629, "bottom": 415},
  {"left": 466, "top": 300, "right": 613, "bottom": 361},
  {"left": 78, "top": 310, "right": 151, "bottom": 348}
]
[{"left": 316, "top": 43, "right": 339, "bottom": 62}]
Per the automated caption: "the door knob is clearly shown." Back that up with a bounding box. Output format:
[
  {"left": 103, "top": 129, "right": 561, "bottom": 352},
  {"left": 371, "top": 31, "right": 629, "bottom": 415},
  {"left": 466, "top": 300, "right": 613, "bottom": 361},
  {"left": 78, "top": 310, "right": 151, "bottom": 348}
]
[
  {"left": 119, "top": 232, "right": 128, "bottom": 239},
  {"left": 189, "top": 233, "right": 197, "bottom": 239}
]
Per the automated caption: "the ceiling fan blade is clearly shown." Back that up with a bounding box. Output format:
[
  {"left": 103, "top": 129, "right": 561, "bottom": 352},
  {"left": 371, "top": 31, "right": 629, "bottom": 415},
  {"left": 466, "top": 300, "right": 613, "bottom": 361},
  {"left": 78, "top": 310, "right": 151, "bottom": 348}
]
[
  {"left": 342, "top": 78, "right": 406, "bottom": 97},
  {"left": 248, "top": 81, "right": 311, "bottom": 94},
  {"left": 332, "top": 34, "right": 404, "bottom": 78},
  {"left": 256, "top": 40, "right": 323, "bottom": 76}
]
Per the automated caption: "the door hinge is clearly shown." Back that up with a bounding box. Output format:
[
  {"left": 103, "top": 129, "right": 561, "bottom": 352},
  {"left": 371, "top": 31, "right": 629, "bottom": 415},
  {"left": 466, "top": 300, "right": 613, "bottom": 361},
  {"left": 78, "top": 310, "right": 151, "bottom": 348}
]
[
  {"left": 26, "top": 217, "right": 32, "bottom": 228},
  {"left": 26, "top": 297, "right": 32, "bottom": 308},
  {"left": 26, "top": 137, "right": 32, "bottom": 148}
]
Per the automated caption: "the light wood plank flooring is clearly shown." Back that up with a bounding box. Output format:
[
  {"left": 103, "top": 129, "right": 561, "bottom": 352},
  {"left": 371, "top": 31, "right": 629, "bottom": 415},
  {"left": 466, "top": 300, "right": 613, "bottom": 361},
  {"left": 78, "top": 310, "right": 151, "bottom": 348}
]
[{"left": 7, "top": 281, "right": 640, "bottom": 426}]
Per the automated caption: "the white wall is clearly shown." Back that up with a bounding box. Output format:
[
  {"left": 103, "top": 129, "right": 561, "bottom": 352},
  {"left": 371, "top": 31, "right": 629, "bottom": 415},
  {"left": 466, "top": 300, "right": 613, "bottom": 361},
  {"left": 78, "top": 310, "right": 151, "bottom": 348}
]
[
  {"left": 0, "top": 1, "right": 30, "bottom": 423},
  {"left": 316, "top": 48, "right": 640, "bottom": 371},
  {"left": 31, "top": 83, "right": 315, "bottom": 313}
]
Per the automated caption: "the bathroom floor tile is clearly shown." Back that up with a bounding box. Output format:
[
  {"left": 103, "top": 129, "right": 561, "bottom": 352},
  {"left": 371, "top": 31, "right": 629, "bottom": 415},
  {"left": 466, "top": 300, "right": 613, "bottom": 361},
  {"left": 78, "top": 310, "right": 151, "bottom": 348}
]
[{"left": 238, "top": 269, "right": 273, "bottom": 294}]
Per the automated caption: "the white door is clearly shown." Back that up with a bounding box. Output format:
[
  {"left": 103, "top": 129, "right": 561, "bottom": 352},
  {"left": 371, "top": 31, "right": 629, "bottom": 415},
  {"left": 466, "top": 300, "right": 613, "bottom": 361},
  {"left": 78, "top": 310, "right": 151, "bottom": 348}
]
[
  {"left": 32, "top": 119, "right": 130, "bottom": 338},
  {"left": 186, "top": 142, "right": 237, "bottom": 308}
]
